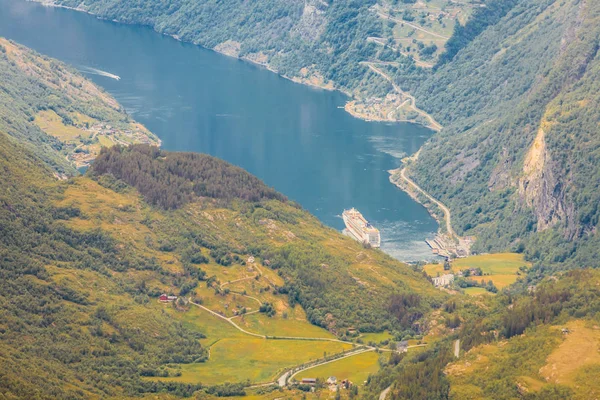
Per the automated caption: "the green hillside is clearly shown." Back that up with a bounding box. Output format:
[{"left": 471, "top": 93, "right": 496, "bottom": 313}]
[
  {"left": 37, "top": 0, "right": 478, "bottom": 126},
  {"left": 0, "top": 37, "right": 159, "bottom": 175},
  {"left": 361, "top": 269, "right": 600, "bottom": 399},
  {"left": 0, "top": 39, "right": 443, "bottom": 398},
  {"left": 36, "top": 0, "right": 600, "bottom": 271},
  {"left": 389, "top": 0, "right": 600, "bottom": 271}
]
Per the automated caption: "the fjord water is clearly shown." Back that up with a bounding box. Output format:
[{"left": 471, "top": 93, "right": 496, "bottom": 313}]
[{"left": 0, "top": 0, "right": 437, "bottom": 260}]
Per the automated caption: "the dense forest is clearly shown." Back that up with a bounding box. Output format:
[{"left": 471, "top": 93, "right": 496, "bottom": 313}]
[
  {"left": 0, "top": 132, "right": 209, "bottom": 398},
  {"left": 91, "top": 145, "right": 286, "bottom": 209}
]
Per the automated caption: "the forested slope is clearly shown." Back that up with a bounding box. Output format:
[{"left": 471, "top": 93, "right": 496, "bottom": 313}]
[
  {"left": 0, "top": 37, "right": 159, "bottom": 174},
  {"left": 46, "top": 0, "right": 392, "bottom": 97},
  {"left": 396, "top": 0, "right": 600, "bottom": 271}
]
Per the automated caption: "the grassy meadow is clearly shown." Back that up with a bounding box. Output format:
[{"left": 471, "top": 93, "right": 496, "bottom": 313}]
[{"left": 296, "top": 351, "right": 382, "bottom": 386}]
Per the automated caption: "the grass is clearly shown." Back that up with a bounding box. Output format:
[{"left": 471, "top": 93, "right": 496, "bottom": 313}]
[
  {"left": 463, "top": 287, "right": 490, "bottom": 296},
  {"left": 360, "top": 331, "right": 393, "bottom": 344},
  {"left": 539, "top": 320, "right": 600, "bottom": 387},
  {"left": 35, "top": 109, "right": 88, "bottom": 142},
  {"left": 154, "top": 338, "right": 353, "bottom": 385},
  {"left": 52, "top": 177, "right": 439, "bottom": 390},
  {"left": 237, "top": 311, "right": 335, "bottom": 339},
  {"left": 296, "top": 351, "right": 382, "bottom": 386}
]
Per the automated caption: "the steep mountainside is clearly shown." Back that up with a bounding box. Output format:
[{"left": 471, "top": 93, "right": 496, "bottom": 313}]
[
  {"left": 0, "top": 37, "right": 159, "bottom": 175},
  {"left": 396, "top": 0, "right": 600, "bottom": 270},
  {"left": 37, "top": 0, "right": 478, "bottom": 126},
  {"left": 0, "top": 40, "right": 444, "bottom": 398}
]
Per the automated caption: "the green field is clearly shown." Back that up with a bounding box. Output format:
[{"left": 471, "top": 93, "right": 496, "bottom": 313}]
[
  {"left": 360, "top": 331, "right": 393, "bottom": 344},
  {"left": 296, "top": 351, "right": 382, "bottom": 386},
  {"left": 155, "top": 338, "right": 353, "bottom": 385},
  {"left": 463, "top": 287, "right": 491, "bottom": 296},
  {"left": 237, "top": 312, "right": 336, "bottom": 339}
]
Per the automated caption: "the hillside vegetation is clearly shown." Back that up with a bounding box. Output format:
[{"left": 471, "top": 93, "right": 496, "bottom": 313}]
[
  {"left": 38, "top": 0, "right": 478, "bottom": 126},
  {"left": 37, "top": 0, "right": 600, "bottom": 273},
  {"left": 396, "top": 0, "right": 600, "bottom": 272},
  {"left": 361, "top": 269, "right": 600, "bottom": 399},
  {"left": 0, "top": 134, "right": 443, "bottom": 397},
  {"left": 0, "top": 39, "right": 445, "bottom": 397}
]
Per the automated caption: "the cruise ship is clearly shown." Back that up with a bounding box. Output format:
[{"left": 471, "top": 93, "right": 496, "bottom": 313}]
[{"left": 342, "top": 208, "right": 381, "bottom": 248}]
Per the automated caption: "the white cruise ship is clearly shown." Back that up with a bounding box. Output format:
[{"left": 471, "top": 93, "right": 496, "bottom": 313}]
[{"left": 342, "top": 208, "right": 381, "bottom": 248}]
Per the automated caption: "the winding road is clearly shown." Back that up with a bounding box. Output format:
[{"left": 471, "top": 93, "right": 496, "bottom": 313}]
[
  {"left": 188, "top": 299, "right": 426, "bottom": 388},
  {"left": 363, "top": 62, "right": 442, "bottom": 131},
  {"left": 399, "top": 164, "right": 455, "bottom": 238}
]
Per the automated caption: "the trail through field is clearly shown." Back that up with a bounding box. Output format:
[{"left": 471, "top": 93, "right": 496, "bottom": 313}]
[
  {"left": 189, "top": 299, "right": 427, "bottom": 386},
  {"left": 454, "top": 339, "right": 460, "bottom": 358}
]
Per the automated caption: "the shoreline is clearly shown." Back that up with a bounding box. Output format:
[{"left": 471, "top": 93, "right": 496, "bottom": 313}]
[
  {"left": 31, "top": 0, "right": 432, "bottom": 127},
  {"left": 389, "top": 161, "right": 473, "bottom": 258}
]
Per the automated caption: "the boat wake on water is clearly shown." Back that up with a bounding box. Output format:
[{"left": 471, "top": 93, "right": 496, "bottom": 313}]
[{"left": 78, "top": 66, "right": 121, "bottom": 81}]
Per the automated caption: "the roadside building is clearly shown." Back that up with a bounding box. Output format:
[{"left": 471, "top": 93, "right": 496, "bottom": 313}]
[
  {"left": 397, "top": 340, "right": 409, "bottom": 353},
  {"left": 432, "top": 274, "right": 455, "bottom": 287},
  {"left": 301, "top": 378, "right": 316, "bottom": 385}
]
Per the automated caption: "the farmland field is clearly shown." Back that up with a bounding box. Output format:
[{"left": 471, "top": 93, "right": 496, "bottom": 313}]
[
  {"left": 296, "top": 351, "right": 382, "bottom": 386},
  {"left": 154, "top": 338, "right": 353, "bottom": 384}
]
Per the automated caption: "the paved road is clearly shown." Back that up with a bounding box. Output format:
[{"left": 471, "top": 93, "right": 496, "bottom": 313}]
[
  {"left": 399, "top": 166, "right": 454, "bottom": 238},
  {"left": 363, "top": 63, "right": 442, "bottom": 131},
  {"left": 189, "top": 300, "right": 427, "bottom": 387}
]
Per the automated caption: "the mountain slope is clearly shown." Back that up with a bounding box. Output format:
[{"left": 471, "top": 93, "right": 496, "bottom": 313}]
[
  {"left": 395, "top": 0, "right": 600, "bottom": 270},
  {"left": 0, "top": 39, "right": 444, "bottom": 397},
  {"left": 0, "top": 37, "right": 159, "bottom": 174}
]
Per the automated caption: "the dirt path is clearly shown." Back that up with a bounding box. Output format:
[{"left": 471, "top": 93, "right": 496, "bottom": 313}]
[
  {"left": 189, "top": 300, "right": 427, "bottom": 387},
  {"left": 454, "top": 339, "right": 460, "bottom": 358},
  {"left": 366, "top": 37, "right": 434, "bottom": 68},
  {"left": 363, "top": 62, "right": 442, "bottom": 131},
  {"left": 190, "top": 299, "right": 267, "bottom": 338},
  {"left": 376, "top": 11, "right": 450, "bottom": 40},
  {"left": 379, "top": 385, "right": 392, "bottom": 400}
]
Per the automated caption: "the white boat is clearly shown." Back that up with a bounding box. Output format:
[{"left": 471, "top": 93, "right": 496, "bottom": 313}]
[{"left": 342, "top": 208, "right": 381, "bottom": 248}]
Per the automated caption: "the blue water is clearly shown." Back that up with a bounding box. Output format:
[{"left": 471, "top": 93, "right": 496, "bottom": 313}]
[{"left": 0, "top": 0, "right": 438, "bottom": 261}]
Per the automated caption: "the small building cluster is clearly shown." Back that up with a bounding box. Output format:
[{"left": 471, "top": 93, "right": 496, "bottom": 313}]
[
  {"left": 159, "top": 294, "right": 178, "bottom": 302},
  {"left": 432, "top": 274, "right": 454, "bottom": 287}
]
